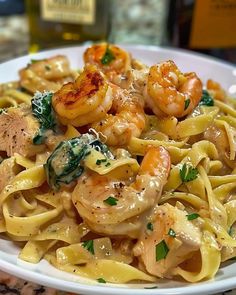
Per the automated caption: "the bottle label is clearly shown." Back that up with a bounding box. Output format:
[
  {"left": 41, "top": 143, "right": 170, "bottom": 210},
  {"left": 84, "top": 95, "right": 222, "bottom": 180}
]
[
  {"left": 190, "top": 0, "right": 236, "bottom": 48},
  {"left": 41, "top": 0, "right": 95, "bottom": 24}
]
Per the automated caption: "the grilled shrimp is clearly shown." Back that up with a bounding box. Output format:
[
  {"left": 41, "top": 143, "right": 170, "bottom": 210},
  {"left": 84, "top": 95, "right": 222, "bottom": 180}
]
[
  {"left": 83, "top": 43, "right": 131, "bottom": 83},
  {"left": 52, "top": 64, "right": 113, "bottom": 126},
  {"left": 145, "top": 60, "right": 202, "bottom": 118},
  {"left": 19, "top": 55, "right": 72, "bottom": 94},
  {"left": 207, "top": 79, "right": 226, "bottom": 101},
  {"left": 133, "top": 203, "right": 201, "bottom": 278},
  {"left": 72, "top": 146, "right": 170, "bottom": 236},
  {"left": 91, "top": 85, "right": 146, "bottom": 146},
  {"left": 204, "top": 123, "right": 236, "bottom": 169}
]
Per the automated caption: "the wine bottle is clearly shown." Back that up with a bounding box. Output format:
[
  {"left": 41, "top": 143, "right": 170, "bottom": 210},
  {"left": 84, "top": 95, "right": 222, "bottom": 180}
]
[
  {"left": 167, "top": 0, "right": 236, "bottom": 62},
  {"left": 26, "top": 0, "right": 110, "bottom": 52}
]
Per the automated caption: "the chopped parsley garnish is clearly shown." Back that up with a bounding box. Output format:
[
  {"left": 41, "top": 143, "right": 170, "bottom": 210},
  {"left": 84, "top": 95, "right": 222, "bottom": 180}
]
[
  {"left": 228, "top": 225, "right": 234, "bottom": 236},
  {"left": 199, "top": 90, "right": 214, "bottom": 106},
  {"left": 96, "top": 158, "right": 107, "bottom": 165},
  {"left": 101, "top": 45, "right": 115, "bottom": 65},
  {"left": 82, "top": 240, "right": 94, "bottom": 254},
  {"left": 45, "top": 65, "right": 51, "bottom": 71},
  {"left": 103, "top": 196, "right": 118, "bottom": 206},
  {"left": 97, "top": 278, "right": 106, "bottom": 283},
  {"left": 155, "top": 240, "right": 169, "bottom": 261},
  {"left": 30, "top": 58, "right": 46, "bottom": 64},
  {"left": 144, "top": 286, "right": 158, "bottom": 289},
  {"left": 186, "top": 213, "right": 199, "bottom": 220},
  {"left": 168, "top": 228, "right": 176, "bottom": 237},
  {"left": 147, "top": 222, "right": 153, "bottom": 231},
  {"left": 184, "top": 98, "right": 190, "bottom": 110},
  {"left": 179, "top": 163, "right": 199, "bottom": 182},
  {"left": 105, "top": 162, "right": 111, "bottom": 167}
]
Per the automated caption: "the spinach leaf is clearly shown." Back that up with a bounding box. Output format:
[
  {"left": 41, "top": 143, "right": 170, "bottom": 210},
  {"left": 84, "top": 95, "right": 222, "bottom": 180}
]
[
  {"left": 44, "top": 134, "right": 112, "bottom": 190},
  {"left": 30, "top": 59, "right": 46, "bottom": 64},
  {"left": 199, "top": 90, "right": 214, "bottom": 106},
  {"left": 31, "top": 91, "right": 56, "bottom": 144},
  {"left": 45, "top": 138, "right": 89, "bottom": 190}
]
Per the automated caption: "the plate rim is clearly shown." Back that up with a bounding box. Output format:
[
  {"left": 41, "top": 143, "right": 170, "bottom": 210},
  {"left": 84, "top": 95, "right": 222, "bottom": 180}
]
[
  {"left": 0, "top": 256, "right": 235, "bottom": 295},
  {"left": 0, "top": 43, "right": 235, "bottom": 70},
  {"left": 0, "top": 44, "right": 236, "bottom": 295}
]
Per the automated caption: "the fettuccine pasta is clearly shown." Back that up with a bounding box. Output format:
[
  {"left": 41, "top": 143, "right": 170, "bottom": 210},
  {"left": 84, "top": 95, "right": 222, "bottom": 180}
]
[{"left": 0, "top": 43, "right": 236, "bottom": 285}]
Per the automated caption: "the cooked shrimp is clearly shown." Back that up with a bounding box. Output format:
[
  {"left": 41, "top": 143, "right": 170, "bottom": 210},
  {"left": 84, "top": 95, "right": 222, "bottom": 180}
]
[
  {"left": 91, "top": 85, "right": 146, "bottom": 146},
  {"left": 204, "top": 124, "right": 236, "bottom": 170},
  {"left": 23, "top": 55, "right": 71, "bottom": 80},
  {"left": 72, "top": 146, "right": 170, "bottom": 236},
  {"left": 52, "top": 64, "right": 113, "bottom": 126},
  {"left": 83, "top": 43, "right": 131, "bottom": 83},
  {"left": 207, "top": 79, "right": 226, "bottom": 101},
  {"left": 133, "top": 203, "right": 201, "bottom": 278},
  {"left": 19, "top": 55, "right": 72, "bottom": 94},
  {"left": 19, "top": 69, "right": 61, "bottom": 94},
  {"left": 145, "top": 60, "right": 203, "bottom": 118}
]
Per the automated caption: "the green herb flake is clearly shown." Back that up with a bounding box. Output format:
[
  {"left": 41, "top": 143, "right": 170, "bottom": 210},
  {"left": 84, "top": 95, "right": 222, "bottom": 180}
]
[
  {"left": 103, "top": 196, "right": 118, "bottom": 206},
  {"left": 186, "top": 213, "right": 200, "bottom": 221},
  {"left": 105, "top": 162, "right": 111, "bottom": 167},
  {"left": 30, "top": 58, "right": 46, "bottom": 64},
  {"left": 199, "top": 90, "right": 214, "bottom": 106},
  {"left": 144, "top": 286, "right": 158, "bottom": 289},
  {"left": 155, "top": 240, "right": 169, "bottom": 261},
  {"left": 179, "top": 163, "right": 199, "bottom": 183},
  {"left": 97, "top": 278, "right": 106, "bottom": 283},
  {"left": 184, "top": 98, "right": 190, "bottom": 110},
  {"left": 100, "top": 45, "right": 115, "bottom": 65},
  {"left": 45, "top": 65, "right": 51, "bottom": 71},
  {"left": 82, "top": 240, "right": 94, "bottom": 255},
  {"left": 147, "top": 222, "right": 154, "bottom": 231},
  {"left": 96, "top": 158, "right": 107, "bottom": 165},
  {"left": 228, "top": 225, "right": 234, "bottom": 236},
  {"left": 168, "top": 228, "right": 176, "bottom": 237}
]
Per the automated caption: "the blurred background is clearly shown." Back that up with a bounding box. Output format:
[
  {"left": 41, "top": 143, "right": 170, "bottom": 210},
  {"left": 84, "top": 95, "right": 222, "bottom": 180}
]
[{"left": 0, "top": 0, "right": 236, "bottom": 63}]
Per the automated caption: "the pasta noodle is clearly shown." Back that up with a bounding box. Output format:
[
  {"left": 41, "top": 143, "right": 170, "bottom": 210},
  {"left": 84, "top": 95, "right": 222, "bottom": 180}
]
[{"left": 0, "top": 43, "right": 236, "bottom": 285}]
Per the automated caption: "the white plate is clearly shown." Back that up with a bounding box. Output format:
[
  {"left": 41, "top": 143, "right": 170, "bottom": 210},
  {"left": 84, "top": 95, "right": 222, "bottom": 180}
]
[{"left": 0, "top": 45, "right": 236, "bottom": 295}]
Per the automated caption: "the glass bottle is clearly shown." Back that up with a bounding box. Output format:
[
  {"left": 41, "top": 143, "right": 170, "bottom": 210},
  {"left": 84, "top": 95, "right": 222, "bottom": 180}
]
[
  {"left": 167, "top": 0, "right": 236, "bottom": 62},
  {"left": 109, "top": 0, "right": 169, "bottom": 46},
  {"left": 25, "top": 0, "right": 110, "bottom": 52}
]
